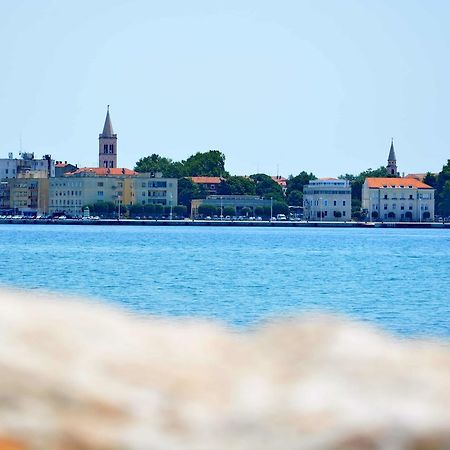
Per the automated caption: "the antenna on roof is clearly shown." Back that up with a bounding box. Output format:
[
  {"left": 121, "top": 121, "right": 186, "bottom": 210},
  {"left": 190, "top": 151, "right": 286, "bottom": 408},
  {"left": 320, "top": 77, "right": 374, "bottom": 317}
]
[{"left": 276, "top": 164, "right": 279, "bottom": 178}]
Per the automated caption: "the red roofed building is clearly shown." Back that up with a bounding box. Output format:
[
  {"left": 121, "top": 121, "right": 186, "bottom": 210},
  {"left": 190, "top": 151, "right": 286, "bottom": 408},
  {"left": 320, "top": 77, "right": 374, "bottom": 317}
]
[
  {"left": 68, "top": 167, "right": 137, "bottom": 177},
  {"left": 271, "top": 176, "right": 287, "bottom": 194},
  {"left": 55, "top": 161, "right": 78, "bottom": 177},
  {"left": 190, "top": 176, "right": 223, "bottom": 195},
  {"left": 362, "top": 177, "right": 435, "bottom": 222}
]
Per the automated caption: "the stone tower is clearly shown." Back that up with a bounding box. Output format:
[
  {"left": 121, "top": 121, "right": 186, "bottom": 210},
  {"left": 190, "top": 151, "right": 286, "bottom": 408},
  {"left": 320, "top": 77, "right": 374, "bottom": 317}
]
[
  {"left": 99, "top": 106, "right": 117, "bottom": 169},
  {"left": 387, "top": 138, "right": 398, "bottom": 176}
]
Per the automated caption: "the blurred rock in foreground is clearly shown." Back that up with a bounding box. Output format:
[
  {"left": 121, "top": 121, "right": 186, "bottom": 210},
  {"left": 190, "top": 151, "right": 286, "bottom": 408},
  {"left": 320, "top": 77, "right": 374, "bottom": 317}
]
[{"left": 0, "top": 289, "right": 449, "bottom": 450}]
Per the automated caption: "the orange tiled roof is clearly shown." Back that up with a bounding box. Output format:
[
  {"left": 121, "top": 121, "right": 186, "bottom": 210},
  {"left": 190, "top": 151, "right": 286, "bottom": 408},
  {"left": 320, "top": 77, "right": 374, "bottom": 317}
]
[
  {"left": 271, "top": 176, "right": 287, "bottom": 186},
  {"left": 366, "top": 177, "right": 433, "bottom": 189},
  {"left": 68, "top": 167, "right": 137, "bottom": 176},
  {"left": 190, "top": 176, "right": 223, "bottom": 184}
]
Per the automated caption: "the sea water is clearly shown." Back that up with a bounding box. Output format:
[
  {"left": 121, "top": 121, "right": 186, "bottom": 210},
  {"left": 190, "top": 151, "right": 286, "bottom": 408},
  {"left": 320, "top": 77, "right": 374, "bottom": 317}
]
[{"left": 0, "top": 224, "right": 449, "bottom": 337}]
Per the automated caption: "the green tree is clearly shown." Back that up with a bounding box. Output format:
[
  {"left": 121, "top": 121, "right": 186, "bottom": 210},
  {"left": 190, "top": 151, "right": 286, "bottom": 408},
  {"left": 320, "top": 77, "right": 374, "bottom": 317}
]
[
  {"left": 183, "top": 150, "right": 228, "bottom": 177},
  {"left": 249, "top": 173, "right": 285, "bottom": 202},
  {"left": 173, "top": 205, "right": 188, "bottom": 217},
  {"left": 439, "top": 180, "right": 450, "bottom": 217},
  {"left": 83, "top": 201, "right": 117, "bottom": 217},
  {"left": 223, "top": 206, "right": 236, "bottom": 216},
  {"left": 198, "top": 204, "right": 218, "bottom": 216},
  {"left": 177, "top": 177, "right": 206, "bottom": 212},
  {"left": 286, "top": 171, "right": 316, "bottom": 195},
  {"left": 219, "top": 176, "right": 256, "bottom": 195},
  {"left": 272, "top": 201, "right": 289, "bottom": 216},
  {"left": 287, "top": 190, "right": 303, "bottom": 206},
  {"left": 436, "top": 160, "right": 450, "bottom": 216},
  {"left": 128, "top": 204, "right": 144, "bottom": 218},
  {"left": 340, "top": 166, "right": 390, "bottom": 206},
  {"left": 134, "top": 154, "right": 185, "bottom": 178},
  {"left": 423, "top": 172, "right": 438, "bottom": 189},
  {"left": 254, "top": 206, "right": 264, "bottom": 217}
]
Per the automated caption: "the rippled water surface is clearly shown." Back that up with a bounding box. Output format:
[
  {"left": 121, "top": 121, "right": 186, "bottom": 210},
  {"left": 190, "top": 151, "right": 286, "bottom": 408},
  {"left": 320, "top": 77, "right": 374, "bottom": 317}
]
[{"left": 0, "top": 224, "right": 449, "bottom": 337}]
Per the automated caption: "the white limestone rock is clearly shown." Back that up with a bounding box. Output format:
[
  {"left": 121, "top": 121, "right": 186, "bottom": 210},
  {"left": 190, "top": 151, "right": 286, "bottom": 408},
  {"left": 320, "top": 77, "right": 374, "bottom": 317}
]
[{"left": 0, "top": 288, "right": 448, "bottom": 450}]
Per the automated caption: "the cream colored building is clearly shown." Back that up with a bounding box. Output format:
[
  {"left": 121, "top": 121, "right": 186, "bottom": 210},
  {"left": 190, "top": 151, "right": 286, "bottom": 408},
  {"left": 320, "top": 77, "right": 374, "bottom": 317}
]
[
  {"left": 362, "top": 177, "right": 435, "bottom": 221},
  {"left": 303, "top": 178, "right": 351, "bottom": 221},
  {"left": 7, "top": 178, "right": 49, "bottom": 215},
  {"left": 49, "top": 168, "right": 177, "bottom": 217}
]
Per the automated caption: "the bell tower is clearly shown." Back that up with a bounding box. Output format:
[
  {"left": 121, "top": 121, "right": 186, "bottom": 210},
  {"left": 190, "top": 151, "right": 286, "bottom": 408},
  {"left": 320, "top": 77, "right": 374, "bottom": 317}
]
[
  {"left": 99, "top": 105, "right": 117, "bottom": 168},
  {"left": 386, "top": 138, "right": 398, "bottom": 176}
]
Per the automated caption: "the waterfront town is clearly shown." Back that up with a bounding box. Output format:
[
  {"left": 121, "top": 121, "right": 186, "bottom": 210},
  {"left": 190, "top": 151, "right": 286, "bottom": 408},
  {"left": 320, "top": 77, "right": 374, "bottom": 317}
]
[{"left": 0, "top": 107, "right": 449, "bottom": 223}]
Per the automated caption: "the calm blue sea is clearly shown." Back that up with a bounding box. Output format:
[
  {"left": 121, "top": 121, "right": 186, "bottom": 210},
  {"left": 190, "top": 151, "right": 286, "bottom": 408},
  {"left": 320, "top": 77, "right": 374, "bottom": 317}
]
[{"left": 0, "top": 224, "right": 449, "bottom": 337}]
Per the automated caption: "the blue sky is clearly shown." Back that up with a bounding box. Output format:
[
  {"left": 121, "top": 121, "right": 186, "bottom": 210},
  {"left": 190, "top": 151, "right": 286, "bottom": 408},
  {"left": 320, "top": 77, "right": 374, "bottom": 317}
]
[{"left": 0, "top": 0, "right": 449, "bottom": 177}]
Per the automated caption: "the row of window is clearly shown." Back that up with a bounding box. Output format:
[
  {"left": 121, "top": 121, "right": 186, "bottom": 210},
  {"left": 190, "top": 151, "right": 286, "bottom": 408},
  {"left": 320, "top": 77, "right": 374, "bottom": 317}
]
[
  {"left": 315, "top": 211, "right": 347, "bottom": 217},
  {"left": 53, "top": 191, "right": 82, "bottom": 197},
  {"left": 51, "top": 182, "right": 83, "bottom": 188},
  {"left": 51, "top": 199, "right": 83, "bottom": 206},
  {"left": 141, "top": 181, "right": 168, "bottom": 188},
  {"left": 305, "top": 190, "right": 351, "bottom": 195},
  {"left": 141, "top": 191, "right": 167, "bottom": 197},
  {"left": 312, "top": 200, "right": 347, "bottom": 207}
]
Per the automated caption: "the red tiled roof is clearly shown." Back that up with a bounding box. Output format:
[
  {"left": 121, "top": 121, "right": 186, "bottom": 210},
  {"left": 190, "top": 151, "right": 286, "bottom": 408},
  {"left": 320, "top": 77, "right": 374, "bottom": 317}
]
[
  {"left": 190, "top": 176, "right": 223, "bottom": 184},
  {"left": 366, "top": 177, "right": 433, "bottom": 189},
  {"left": 271, "top": 176, "right": 287, "bottom": 186},
  {"left": 68, "top": 167, "right": 137, "bottom": 176},
  {"left": 405, "top": 173, "right": 437, "bottom": 182},
  {"left": 318, "top": 177, "right": 339, "bottom": 181}
]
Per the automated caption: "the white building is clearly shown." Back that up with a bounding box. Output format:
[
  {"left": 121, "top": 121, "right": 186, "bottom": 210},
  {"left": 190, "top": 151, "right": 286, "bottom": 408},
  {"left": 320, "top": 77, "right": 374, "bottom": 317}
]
[
  {"left": 0, "top": 152, "right": 55, "bottom": 179},
  {"left": 362, "top": 177, "right": 434, "bottom": 221},
  {"left": 303, "top": 178, "right": 351, "bottom": 221}
]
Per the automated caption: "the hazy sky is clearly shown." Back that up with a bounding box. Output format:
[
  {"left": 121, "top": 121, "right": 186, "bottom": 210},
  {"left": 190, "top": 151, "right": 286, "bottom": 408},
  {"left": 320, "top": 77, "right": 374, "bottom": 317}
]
[{"left": 0, "top": 0, "right": 449, "bottom": 177}]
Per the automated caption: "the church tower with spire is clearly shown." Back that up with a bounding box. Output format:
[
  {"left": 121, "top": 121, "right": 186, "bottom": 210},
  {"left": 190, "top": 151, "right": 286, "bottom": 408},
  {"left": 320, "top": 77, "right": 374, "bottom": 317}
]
[
  {"left": 99, "top": 106, "right": 117, "bottom": 168},
  {"left": 386, "top": 138, "right": 398, "bottom": 176}
]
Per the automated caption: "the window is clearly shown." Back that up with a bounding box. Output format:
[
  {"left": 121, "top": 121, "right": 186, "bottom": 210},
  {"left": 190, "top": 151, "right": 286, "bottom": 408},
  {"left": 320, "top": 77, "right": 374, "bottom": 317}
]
[
  {"left": 97, "top": 191, "right": 104, "bottom": 197},
  {"left": 333, "top": 200, "right": 337, "bottom": 206},
  {"left": 104, "top": 144, "right": 108, "bottom": 153},
  {"left": 324, "top": 200, "right": 328, "bottom": 206},
  {"left": 409, "top": 195, "right": 413, "bottom": 199},
  {"left": 384, "top": 204, "right": 388, "bottom": 210},
  {"left": 401, "top": 205, "right": 404, "bottom": 210},
  {"left": 109, "top": 161, "right": 114, "bottom": 168},
  {"left": 343, "top": 200, "right": 346, "bottom": 206},
  {"left": 384, "top": 194, "right": 388, "bottom": 199},
  {"left": 343, "top": 211, "right": 346, "bottom": 216},
  {"left": 109, "top": 144, "right": 114, "bottom": 153}
]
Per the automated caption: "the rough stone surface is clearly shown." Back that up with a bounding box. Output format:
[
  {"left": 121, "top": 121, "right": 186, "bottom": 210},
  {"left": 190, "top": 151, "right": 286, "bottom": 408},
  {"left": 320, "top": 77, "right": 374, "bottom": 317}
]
[{"left": 0, "top": 289, "right": 449, "bottom": 450}]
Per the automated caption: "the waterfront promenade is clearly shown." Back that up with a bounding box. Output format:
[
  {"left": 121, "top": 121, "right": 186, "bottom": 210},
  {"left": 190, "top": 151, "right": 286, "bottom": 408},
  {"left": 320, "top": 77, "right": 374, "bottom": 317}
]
[{"left": 0, "top": 217, "right": 449, "bottom": 228}]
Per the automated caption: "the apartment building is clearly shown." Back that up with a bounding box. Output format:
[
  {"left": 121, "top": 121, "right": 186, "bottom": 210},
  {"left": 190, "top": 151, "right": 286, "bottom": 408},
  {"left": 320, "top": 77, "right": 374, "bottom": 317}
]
[
  {"left": 0, "top": 152, "right": 55, "bottom": 179},
  {"left": 49, "top": 168, "right": 177, "bottom": 217}
]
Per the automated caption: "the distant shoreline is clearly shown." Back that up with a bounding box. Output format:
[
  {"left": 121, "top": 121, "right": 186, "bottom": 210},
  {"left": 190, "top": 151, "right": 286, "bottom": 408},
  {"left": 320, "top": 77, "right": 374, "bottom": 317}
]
[{"left": 0, "top": 219, "right": 449, "bottom": 229}]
